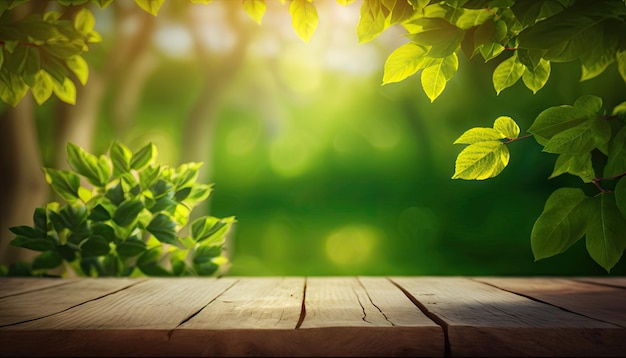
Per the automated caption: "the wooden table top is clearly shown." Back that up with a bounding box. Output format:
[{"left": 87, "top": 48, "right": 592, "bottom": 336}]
[{"left": 1, "top": 276, "right": 625, "bottom": 357}]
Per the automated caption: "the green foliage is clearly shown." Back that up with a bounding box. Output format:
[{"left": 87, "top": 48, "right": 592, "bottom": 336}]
[{"left": 8, "top": 142, "right": 235, "bottom": 277}]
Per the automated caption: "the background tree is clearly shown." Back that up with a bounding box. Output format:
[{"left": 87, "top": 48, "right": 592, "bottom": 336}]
[{"left": 1, "top": 0, "right": 625, "bottom": 273}]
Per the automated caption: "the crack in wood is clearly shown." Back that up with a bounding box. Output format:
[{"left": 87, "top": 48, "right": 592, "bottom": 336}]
[
  {"left": 388, "top": 277, "right": 451, "bottom": 358},
  {"left": 352, "top": 285, "right": 372, "bottom": 324},
  {"left": 471, "top": 278, "right": 626, "bottom": 329},
  {"left": 295, "top": 277, "right": 307, "bottom": 329},
  {"left": 166, "top": 278, "right": 239, "bottom": 339},
  {"left": 0, "top": 279, "right": 148, "bottom": 328},
  {"left": 357, "top": 277, "right": 395, "bottom": 327},
  {"left": 0, "top": 279, "right": 79, "bottom": 299}
]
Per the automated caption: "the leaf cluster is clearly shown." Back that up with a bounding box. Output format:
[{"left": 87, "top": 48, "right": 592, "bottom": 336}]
[{"left": 7, "top": 142, "right": 235, "bottom": 277}]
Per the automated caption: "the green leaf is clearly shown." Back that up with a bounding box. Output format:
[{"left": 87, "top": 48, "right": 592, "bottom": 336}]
[
  {"left": 615, "top": 177, "right": 626, "bottom": 219},
  {"left": 528, "top": 96, "right": 601, "bottom": 139},
  {"left": 242, "top": 0, "right": 266, "bottom": 24},
  {"left": 586, "top": 193, "right": 626, "bottom": 272},
  {"left": 604, "top": 126, "right": 626, "bottom": 178},
  {"left": 382, "top": 42, "right": 428, "bottom": 85},
  {"left": 130, "top": 143, "right": 156, "bottom": 170},
  {"left": 80, "top": 235, "right": 110, "bottom": 257},
  {"left": 10, "top": 225, "right": 44, "bottom": 239},
  {"left": 116, "top": 236, "right": 147, "bottom": 258},
  {"left": 110, "top": 141, "right": 132, "bottom": 177},
  {"left": 531, "top": 187, "right": 588, "bottom": 261},
  {"left": 137, "top": 246, "right": 172, "bottom": 276},
  {"left": 184, "top": 183, "right": 213, "bottom": 205},
  {"left": 493, "top": 116, "right": 520, "bottom": 139},
  {"left": 113, "top": 199, "right": 144, "bottom": 227},
  {"left": 147, "top": 213, "right": 177, "bottom": 245},
  {"left": 105, "top": 183, "right": 125, "bottom": 206},
  {"left": 66, "top": 142, "right": 109, "bottom": 186},
  {"left": 453, "top": 127, "right": 505, "bottom": 145},
  {"left": 31, "top": 70, "right": 54, "bottom": 105},
  {"left": 74, "top": 8, "right": 95, "bottom": 34},
  {"left": 32, "top": 251, "right": 63, "bottom": 270},
  {"left": 42, "top": 168, "right": 81, "bottom": 202},
  {"left": 517, "top": 12, "right": 597, "bottom": 50},
  {"left": 289, "top": 0, "right": 318, "bottom": 43},
  {"left": 549, "top": 152, "right": 594, "bottom": 183},
  {"left": 357, "top": 0, "right": 387, "bottom": 43},
  {"left": 172, "top": 162, "right": 202, "bottom": 189},
  {"left": 133, "top": 0, "right": 164, "bottom": 16},
  {"left": 10, "top": 236, "right": 55, "bottom": 252},
  {"left": 522, "top": 58, "right": 550, "bottom": 94},
  {"left": 191, "top": 216, "right": 234, "bottom": 246},
  {"left": 66, "top": 56, "right": 88, "bottom": 86},
  {"left": 452, "top": 141, "right": 510, "bottom": 180},
  {"left": 91, "top": 223, "right": 117, "bottom": 243},
  {"left": 52, "top": 77, "right": 76, "bottom": 105},
  {"left": 617, "top": 50, "right": 626, "bottom": 84},
  {"left": 493, "top": 53, "right": 525, "bottom": 95},
  {"left": 542, "top": 118, "right": 610, "bottom": 155},
  {"left": 139, "top": 165, "right": 160, "bottom": 189},
  {"left": 192, "top": 245, "right": 221, "bottom": 276},
  {"left": 406, "top": 18, "right": 464, "bottom": 58},
  {"left": 89, "top": 203, "right": 114, "bottom": 221},
  {"left": 421, "top": 53, "right": 458, "bottom": 102}
]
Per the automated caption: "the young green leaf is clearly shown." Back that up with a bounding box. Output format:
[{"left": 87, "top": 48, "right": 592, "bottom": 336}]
[
  {"left": 66, "top": 55, "right": 88, "bottom": 86},
  {"left": 493, "top": 54, "right": 525, "bottom": 95},
  {"left": 74, "top": 8, "right": 96, "bottom": 34},
  {"left": 42, "top": 168, "right": 81, "bottom": 202},
  {"left": 453, "top": 127, "right": 505, "bottom": 145},
  {"left": 31, "top": 70, "right": 54, "bottom": 105},
  {"left": 66, "top": 143, "right": 109, "bottom": 186},
  {"left": 585, "top": 193, "right": 626, "bottom": 272},
  {"left": 243, "top": 0, "right": 266, "bottom": 25},
  {"left": 112, "top": 199, "right": 144, "bottom": 227},
  {"left": 421, "top": 53, "right": 458, "bottom": 102},
  {"left": 452, "top": 141, "right": 510, "bottom": 180},
  {"left": 493, "top": 116, "right": 520, "bottom": 139},
  {"left": 382, "top": 42, "right": 428, "bottom": 85},
  {"left": 110, "top": 141, "right": 132, "bottom": 177},
  {"left": 617, "top": 49, "right": 626, "bottom": 83},
  {"left": 191, "top": 216, "right": 235, "bottom": 246},
  {"left": 133, "top": 0, "right": 164, "bottom": 16},
  {"left": 52, "top": 77, "right": 76, "bottom": 105},
  {"left": 289, "top": 0, "right": 318, "bottom": 43},
  {"left": 131, "top": 143, "right": 157, "bottom": 170}
]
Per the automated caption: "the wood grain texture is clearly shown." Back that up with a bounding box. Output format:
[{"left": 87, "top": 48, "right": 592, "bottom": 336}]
[
  {"left": 574, "top": 277, "right": 626, "bottom": 289},
  {"left": 0, "top": 278, "right": 141, "bottom": 327},
  {"left": 473, "top": 277, "right": 626, "bottom": 327},
  {"left": 0, "top": 278, "right": 78, "bottom": 298},
  {"left": 391, "top": 276, "right": 626, "bottom": 357}
]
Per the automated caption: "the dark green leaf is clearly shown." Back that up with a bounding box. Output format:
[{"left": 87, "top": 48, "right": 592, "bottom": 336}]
[
  {"left": 147, "top": 213, "right": 177, "bottom": 245},
  {"left": 9, "top": 225, "right": 44, "bottom": 239},
  {"left": 149, "top": 179, "right": 173, "bottom": 199},
  {"left": 91, "top": 223, "right": 116, "bottom": 243},
  {"left": 10, "top": 236, "right": 56, "bottom": 251},
  {"left": 586, "top": 193, "right": 626, "bottom": 272},
  {"left": 58, "top": 244, "right": 79, "bottom": 261},
  {"left": 33, "top": 207, "right": 47, "bottom": 232},
  {"left": 549, "top": 152, "right": 594, "bottom": 183},
  {"left": 80, "top": 235, "right": 110, "bottom": 257},
  {"left": 148, "top": 196, "right": 177, "bottom": 214},
  {"left": 66, "top": 142, "right": 108, "bottom": 187},
  {"left": 101, "top": 253, "right": 121, "bottom": 276},
  {"left": 130, "top": 143, "right": 156, "bottom": 170},
  {"left": 110, "top": 141, "right": 132, "bottom": 178},
  {"left": 531, "top": 187, "right": 588, "bottom": 261},
  {"left": 88, "top": 203, "right": 113, "bottom": 221},
  {"left": 32, "top": 251, "right": 63, "bottom": 270},
  {"left": 116, "top": 236, "right": 147, "bottom": 258},
  {"left": 542, "top": 118, "right": 610, "bottom": 154},
  {"left": 113, "top": 199, "right": 144, "bottom": 227},
  {"left": 604, "top": 126, "right": 626, "bottom": 177},
  {"left": 406, "top": 18, "right": 464, "bottom": 58},
  {"left": 42, "top": 168, "right": 81, "bottom": 202},
  {"left": 615, "top": 177, "right": 626, "bottom": 219}
]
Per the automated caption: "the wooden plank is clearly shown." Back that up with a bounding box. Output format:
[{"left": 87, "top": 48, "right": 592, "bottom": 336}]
[
  {"left": 473, "top": 277, "right": 626, "bottom": 328},
  {"left": 0, "top": 278, "right": 79, "bottom": 298},
  {"left": 0, "top": 278, "right": 236, "bottom": 356},
  {"left": 170, "top": 277, "right": 443, "bottom": 357},
  {"left": 0, "top": 278, "right": 142, "bottom": 326},
  {"left": 391, "top": 276, "right": 626, "bottom": 357},
  {"left": 574, "top": 277, "right": 626, "bottom": 289}
]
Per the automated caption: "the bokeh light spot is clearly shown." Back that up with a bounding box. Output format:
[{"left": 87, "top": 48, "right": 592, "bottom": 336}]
[{"left": 325, "top": 225, "right": 378, "bottom": 267}]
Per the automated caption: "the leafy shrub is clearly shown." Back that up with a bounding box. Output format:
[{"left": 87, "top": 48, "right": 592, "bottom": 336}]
[{"left": 6, "top": 141, "right": 235, "bottom": 277}]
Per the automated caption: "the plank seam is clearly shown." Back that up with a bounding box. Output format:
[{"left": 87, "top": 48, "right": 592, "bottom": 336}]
[
  {"left": 387, "top": 277, "right": 451, "bottom": 358},
  {"left": 471, "top": 278, "right": 626, "bottom": 329},
  {"left": 0, "top": 279, "right": 79, "bottom": 299},
  {"left": 166, "top": 278, "right": 239, "bottom": 339},
  {"left": 356, "top": 277, "right": 395, "bottom": 326},
  {"left": 0, "top": 279, "right": 147, "bottom": 328},
  {"left": 295, "top": 277, "right": 307, "bottom": 329}
]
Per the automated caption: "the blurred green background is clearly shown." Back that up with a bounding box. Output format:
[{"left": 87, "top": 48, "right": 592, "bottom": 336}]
[{"left": 17, "top": 1, "right": 626, "bottom": 276}]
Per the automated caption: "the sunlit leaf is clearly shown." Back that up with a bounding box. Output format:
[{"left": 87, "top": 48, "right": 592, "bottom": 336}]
[
  {"left": 522, "top": 58, "right": 550, "bottom": 94},
  {"left": 357, "top": 0, "right": 386, "bottom": 43},
  {"left": 42, "top": 168, "right": 81, "bottom": 202},
  {"left": 528, "top": 96, "right": 601, "bottom": 139},
  {"left": 542, "top": 118, "right": 610, "bottom": 155},
  {"left": 586, "top": 193, "right": 626, "bottom": 272},
  {"left": 406, "top": 18, "right": 464, "bottom": 58},
  {"left": 147, "top": 213, "right": 177, "bottom": 245},
  {"left": 289, "top": 0, "right": 318, "bottom": 43},
  {"left": 382, "top": 42, "right": 428, "bottom": 85},
  {"left": 531, "top": 187, "right": 588, "bottom": 261},
  {"left": 74, "top": 8, "right": 95, "bottom": 33},
  {"left": 52, "top": 77, "right": 76, "bottom": 105},
  {"left": 453, "top": 127, "right": 504, "bottom": 145},
  {"left": 131, "top": 142, "right": 157, "bottom": 170},
  {"left": 452, "top": 141, "right": 509, "bottom": 180},
  {"left": 66, "top": 142, "right": 109, "bottom": 186},
  {"left": 617, "top": 49, "right": 626, "bottom": 84},
  {"left": 493, "top": 116, "right": 520, "bottom": 139},
  {"left": 493, "top": 53, "right": 525, "bottom": 95},
  {"left": 243, "top": 0, "right": 266, "bottom": 25},
  {"left": 110, "top": 141, "right": 132, "bottom": 177},
  {"left": 31, "top": 70, "right": 54, "bottom": 105},
  {"left": 421, "top": 52, "right": 458, "bottom": 102},
  {"left": 113, "top": 199, "right": 144, "bottom": 227},
  {"left": 66, "top": 56, "right": 88, "bottom": 86},
  {"left": 133, "top": 0, "right": 164, "bottom": 16}
]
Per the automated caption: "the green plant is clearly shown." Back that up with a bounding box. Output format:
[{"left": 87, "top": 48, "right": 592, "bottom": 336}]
[{"left": 7, "top": 141, "right": 235, "bottom": 277}]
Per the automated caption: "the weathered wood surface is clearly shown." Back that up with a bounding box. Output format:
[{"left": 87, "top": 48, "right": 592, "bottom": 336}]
[{"left": 0, "top": 277, "right": 624, "bottom": 357}]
